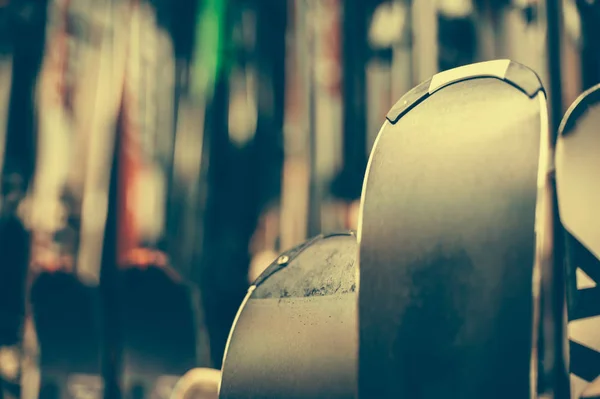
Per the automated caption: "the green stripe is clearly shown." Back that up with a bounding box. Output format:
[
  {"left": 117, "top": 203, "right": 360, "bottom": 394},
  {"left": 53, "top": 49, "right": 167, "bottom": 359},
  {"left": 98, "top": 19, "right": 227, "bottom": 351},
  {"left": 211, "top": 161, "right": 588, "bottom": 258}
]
[{"left": 191, "top": 0, "right": 227, "bottom": 100}]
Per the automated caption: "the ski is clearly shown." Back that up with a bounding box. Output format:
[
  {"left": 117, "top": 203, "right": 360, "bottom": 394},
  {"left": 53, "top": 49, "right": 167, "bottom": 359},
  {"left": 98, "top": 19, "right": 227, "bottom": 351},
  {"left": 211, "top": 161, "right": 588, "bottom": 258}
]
[
  {"left": 357, "top": 60, "right": 552, "bottom": 399},
  {"left": 24, "top": 0, "right": 130, "bottom": 396},
  {"left": 555, "top": 83, "right": 600, "bottom": 399},
  {"left": 220, "top": 231, "right": 357, "bottom": 399},
  {"left": 116, "top": 0, "right": 201, "bottom": 396},
  {"left": 279, "top": 0, "right": 311, "bottom": 252}
]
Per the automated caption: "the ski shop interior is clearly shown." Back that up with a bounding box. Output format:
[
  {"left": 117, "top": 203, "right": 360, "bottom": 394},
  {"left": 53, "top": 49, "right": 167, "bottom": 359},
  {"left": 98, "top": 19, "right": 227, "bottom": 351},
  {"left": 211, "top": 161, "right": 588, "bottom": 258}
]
[{"left": 0, "top": 0, "right": 599, "bottom": 399}]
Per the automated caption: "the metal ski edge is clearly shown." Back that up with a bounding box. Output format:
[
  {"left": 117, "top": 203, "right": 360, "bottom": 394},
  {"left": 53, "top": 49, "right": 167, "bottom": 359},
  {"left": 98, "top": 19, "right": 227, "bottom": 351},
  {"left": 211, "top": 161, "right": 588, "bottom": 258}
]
[
  {"left": 558, "top": 83, "right": 600, "bottom": 138},
  {"left": 252, "top": 231, "right": 354, "bottom": 288},
  {"left": 386, "top": 59, "right": 545, "bottom": 124},
  {"left": 531, "top": 91, "right": 554, "bottom": 399},
  {"left": 218, "top": 284, "right": 255, "bottom": 395}
]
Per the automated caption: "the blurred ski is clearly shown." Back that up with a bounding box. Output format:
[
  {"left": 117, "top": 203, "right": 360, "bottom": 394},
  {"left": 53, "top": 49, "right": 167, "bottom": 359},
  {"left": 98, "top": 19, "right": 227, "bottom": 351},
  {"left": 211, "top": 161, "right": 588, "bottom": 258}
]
[
  {"left": 23, "top": 0, "right": 130, "bottom": 397},
  {"left": 168, "top": 0, "right": 231, "bottom": 367},
  {"left": 279, "top": 0, "right": 312, "bottom": 252},
  {"left": 117, "top": 0, "right": 200, "bottom": 396}
]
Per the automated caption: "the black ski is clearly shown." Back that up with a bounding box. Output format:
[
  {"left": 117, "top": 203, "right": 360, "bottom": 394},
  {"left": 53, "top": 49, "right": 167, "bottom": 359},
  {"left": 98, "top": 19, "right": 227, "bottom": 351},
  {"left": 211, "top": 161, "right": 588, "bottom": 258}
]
[
  {"left": 555, "top": 83, "right": 600, "bottom": 399},
  {"left": 357, "top": 59, "right": 552, "bottom": 399}
]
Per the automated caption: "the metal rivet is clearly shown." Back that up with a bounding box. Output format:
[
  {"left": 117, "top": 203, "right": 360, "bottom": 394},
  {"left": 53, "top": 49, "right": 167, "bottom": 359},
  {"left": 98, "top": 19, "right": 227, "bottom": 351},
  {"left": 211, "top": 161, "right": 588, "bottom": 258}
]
[{"left": 276, "top": 255, "right": 289, "bottom": 265}]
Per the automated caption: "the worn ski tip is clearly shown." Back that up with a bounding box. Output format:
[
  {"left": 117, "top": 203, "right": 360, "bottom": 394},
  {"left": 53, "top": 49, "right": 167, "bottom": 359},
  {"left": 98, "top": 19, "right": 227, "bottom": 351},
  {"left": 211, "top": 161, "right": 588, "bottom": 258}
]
[
  {"left": 252, "top": 231, "right": 357, "bottom": 297},
  {"left": 559, "top": 83, "right": 600, "bottom": 138},
  {"left": 503, "top": 61, "right": 545, "bottom": 97},
  {"left": 386, "top": 60, "right": 544, "bottom": 124},
  {"left": 385, "top": 78, "right": 431, "bottom": 124}
]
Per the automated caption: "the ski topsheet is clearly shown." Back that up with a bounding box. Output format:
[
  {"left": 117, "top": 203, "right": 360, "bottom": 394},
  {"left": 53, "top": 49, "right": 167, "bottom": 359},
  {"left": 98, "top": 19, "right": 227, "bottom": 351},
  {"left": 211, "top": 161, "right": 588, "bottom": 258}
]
[
  {"left": 555, "top": 83, "right": 600, "bottom": 399},
  {"left": 357, "top": 60, "right": 551, "bottom": 399},
  {"left": 24, "top": 0, "right": 129, "bottom": 397}
]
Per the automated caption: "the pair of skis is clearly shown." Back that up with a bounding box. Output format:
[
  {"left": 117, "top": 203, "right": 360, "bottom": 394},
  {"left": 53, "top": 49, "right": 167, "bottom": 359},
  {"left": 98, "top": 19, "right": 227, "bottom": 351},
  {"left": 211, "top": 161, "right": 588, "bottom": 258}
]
[{"left": 20, "top": 0, "right": 208, "bottom": 397}]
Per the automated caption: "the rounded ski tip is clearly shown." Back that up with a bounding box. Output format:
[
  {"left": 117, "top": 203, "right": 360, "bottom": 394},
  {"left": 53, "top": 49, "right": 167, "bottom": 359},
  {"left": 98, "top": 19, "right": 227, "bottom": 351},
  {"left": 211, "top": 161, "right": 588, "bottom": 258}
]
[
  {"left": 386, "top": 60, "right": 544, "bottom": 124},
  {"left": 558, "top": 83, "right": 600, "bottom": 138},
  {"left": 220, "top": 232, "right": 357, "bottom": 399},
  {"left": 252, "top": 232, "right": 357, "bottom": 299}
]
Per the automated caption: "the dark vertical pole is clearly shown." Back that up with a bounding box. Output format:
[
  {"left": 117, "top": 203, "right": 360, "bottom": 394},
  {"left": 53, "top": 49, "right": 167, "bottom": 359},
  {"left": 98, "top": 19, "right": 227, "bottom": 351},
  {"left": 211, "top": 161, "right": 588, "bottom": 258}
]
[
  {"left": 391, "top": 0, "right": 415, "bottom": 101},
  {"left": 331, "top": 0, "right": 368, "bottom": 204},
  {"left": 1, "top": 2, "right": 46, "bottom": 397},
  {"left": 253, "top": 0, "right": 286, "bottom": 223},
  {"left": 306, "top": 33, "right": 320, "bottom": 238},
  {"left": 437, "top": 0, "right": 476, "bottom": 71},
  {"left": 577, "top": 0, "right": 600, "bottom": 90},
  {"left": 198, "top": 61, "right": 233, "bottom": 368},
  {"left": 544, "top": 1, "right": 568, "bottom": 399},
  {"left": 100, "top": 111, "right": 122, "bottom": 399},
  {"left": 546, "top": 0, "right": 563, "bottom": 141},
  {"left": 200, "top": 0, "right": 286, "bottom": 366}
]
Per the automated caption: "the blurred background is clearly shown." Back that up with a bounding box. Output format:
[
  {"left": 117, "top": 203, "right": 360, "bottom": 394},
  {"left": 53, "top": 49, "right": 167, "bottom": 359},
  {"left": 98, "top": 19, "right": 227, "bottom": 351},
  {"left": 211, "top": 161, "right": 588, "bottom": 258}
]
[{"left": 0, "top": 0, "right": 596, "bottom": 398}]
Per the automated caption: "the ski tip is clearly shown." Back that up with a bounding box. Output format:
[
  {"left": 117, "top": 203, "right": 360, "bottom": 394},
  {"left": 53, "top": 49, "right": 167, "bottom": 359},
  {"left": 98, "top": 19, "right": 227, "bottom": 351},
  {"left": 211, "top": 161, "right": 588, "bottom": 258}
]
[
  {"left": 386, "top": 60, "right": 544, "bottom": 124},
  {"left": 385, "top": 78, "right": 432, "bottom": 124},
  {"left": 251, "top": 231, "right": 355, "bottom": 288},
  {"left": 251, "top": 234, "right": 318, "bottom": 287},
  {"left": 559, "top": 83, "right": 600, "bottom": 138}
]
